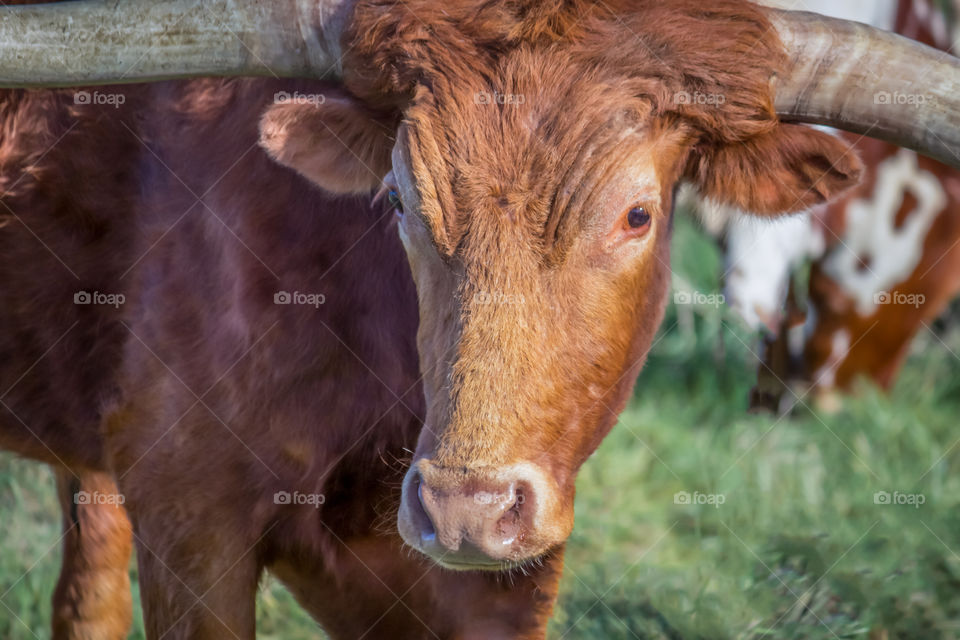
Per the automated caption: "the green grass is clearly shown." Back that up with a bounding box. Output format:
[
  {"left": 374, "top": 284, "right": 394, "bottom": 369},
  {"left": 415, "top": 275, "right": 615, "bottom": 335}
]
[{"left": 2, "top": 213, "right": 959, "bottom": 638}]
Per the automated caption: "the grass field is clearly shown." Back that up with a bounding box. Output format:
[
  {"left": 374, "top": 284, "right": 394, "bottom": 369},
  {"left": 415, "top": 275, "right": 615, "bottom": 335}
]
[{"left": 2, "top": 213, "right": 959, "bottom": 639}]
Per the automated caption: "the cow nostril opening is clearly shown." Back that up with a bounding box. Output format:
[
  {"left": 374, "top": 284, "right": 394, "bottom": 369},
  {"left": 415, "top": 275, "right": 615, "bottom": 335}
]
[
  {"left": 494, "top": 487, "right": 524, "bottom": 546},
  {"left": 415, "top": 475, "right": 436, "bottom": 543}
]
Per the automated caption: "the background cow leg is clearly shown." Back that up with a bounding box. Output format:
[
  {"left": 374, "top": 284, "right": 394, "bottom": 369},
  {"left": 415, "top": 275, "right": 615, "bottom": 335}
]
[
  {"left": 51, "top": 468, "right": 133, "bottom": 640},
  {"left": 271, "top": 534, "right": 562, "bottom": 639},
  {"left": 130, "top": 513, "right": 260, "bottom": 640}
]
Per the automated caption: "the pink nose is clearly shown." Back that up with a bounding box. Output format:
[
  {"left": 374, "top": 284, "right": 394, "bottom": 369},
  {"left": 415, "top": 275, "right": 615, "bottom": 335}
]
[{"left": 399, "top": 467, "right": 530, "bottom": 568}]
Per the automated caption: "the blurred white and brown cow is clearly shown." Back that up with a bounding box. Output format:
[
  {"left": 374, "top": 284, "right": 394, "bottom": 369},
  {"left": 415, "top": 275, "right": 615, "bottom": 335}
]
[{"left": 715, "top": 0, "right": 960, "bottom": 411}]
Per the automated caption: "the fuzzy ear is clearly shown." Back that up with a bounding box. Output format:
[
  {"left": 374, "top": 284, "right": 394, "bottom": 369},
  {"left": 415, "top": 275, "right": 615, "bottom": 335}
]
[
  {"left": 685, "top": 123, "right": 863, "bottom": 215},
  {"left": 259, "top": 92, "right": 396, "bottom": 194}
]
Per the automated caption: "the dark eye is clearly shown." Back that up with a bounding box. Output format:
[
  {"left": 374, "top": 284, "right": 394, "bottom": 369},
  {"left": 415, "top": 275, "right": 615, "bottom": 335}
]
[
  {"left": 388, "top": 189, "right": 404, "bottom": 214},
  {"left": 627, "top": 206, "right": 650, "bottom": 229}
]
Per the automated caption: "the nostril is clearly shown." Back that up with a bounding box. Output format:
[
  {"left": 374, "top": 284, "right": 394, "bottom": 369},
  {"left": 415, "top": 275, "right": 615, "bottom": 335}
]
[
  {"left": 415, "top": 474, "right": 436, "bottom": 544},
  {"left": 494, "top": 486, "right": 525, "bottom": 546}
]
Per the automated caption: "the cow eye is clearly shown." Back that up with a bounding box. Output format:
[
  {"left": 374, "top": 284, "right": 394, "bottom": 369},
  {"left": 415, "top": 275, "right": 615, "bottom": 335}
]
[
  {"left": 627, "top": 206, "right": 650, "bottom": 229},
  {"left": 388, "top": 189, "right": 404, "bottom": 215}
]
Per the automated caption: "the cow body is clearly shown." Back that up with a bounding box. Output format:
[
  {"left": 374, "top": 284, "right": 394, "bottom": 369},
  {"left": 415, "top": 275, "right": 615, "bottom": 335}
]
[{"left": 0, "top": 79, "right": 560, "bottom": 638}]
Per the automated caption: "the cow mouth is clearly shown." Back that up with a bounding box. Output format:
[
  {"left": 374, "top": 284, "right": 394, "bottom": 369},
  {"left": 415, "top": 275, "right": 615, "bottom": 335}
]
[{"left": 432, "top": 557, "right": 530, "bottom": 572}]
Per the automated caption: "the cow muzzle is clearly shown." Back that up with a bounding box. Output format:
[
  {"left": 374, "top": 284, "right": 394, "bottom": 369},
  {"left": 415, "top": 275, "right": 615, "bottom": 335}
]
[{"left": 397, "top": 459, "right": 572, "bottom": 570}]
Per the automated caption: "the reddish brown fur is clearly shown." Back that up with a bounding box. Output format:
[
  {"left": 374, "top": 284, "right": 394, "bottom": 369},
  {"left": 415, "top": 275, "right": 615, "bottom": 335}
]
[
  {"left": 1, "top": 77, "right": 561, "bottom": 638},
  {"left": 0, "top": 0, "right": 863, "bottom": 636},
  {"left": 52, "top": 470, "right": 133, "bottom": 640}
]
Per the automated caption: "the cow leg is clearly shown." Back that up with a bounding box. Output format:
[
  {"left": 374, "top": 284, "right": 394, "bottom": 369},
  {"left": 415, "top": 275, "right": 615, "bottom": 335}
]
[
  {"left": 129, "top": 510, "right": 260, "bottom": 640},
  {"left": 51, "top": 469, "right": 133, "bottom": 640},
  {"left": 272, "top": 534, "right": 562, "bottom": 639}
]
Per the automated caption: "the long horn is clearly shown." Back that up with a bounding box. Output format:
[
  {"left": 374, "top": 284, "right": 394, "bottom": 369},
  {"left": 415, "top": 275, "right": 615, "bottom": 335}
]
[
  {"left": 0, "top": 0, "right": 352, "bottom": 87},
  {"left": 770, "top": 9, "right": 960, "bottom": 170}
]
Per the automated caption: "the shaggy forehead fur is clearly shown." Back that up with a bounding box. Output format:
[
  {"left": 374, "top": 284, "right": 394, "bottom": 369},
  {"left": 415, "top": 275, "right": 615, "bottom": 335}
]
[
  {"left": 345, "top": 0, "right": 787, "bottom": 255},
  {"left": 399, "top": 58, "right": 693, "bottom": 261}
]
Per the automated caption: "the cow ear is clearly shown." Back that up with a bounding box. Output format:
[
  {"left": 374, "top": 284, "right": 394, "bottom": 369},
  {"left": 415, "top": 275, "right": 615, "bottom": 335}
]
[
  {"left": 685, "top": 123, "right": 863, "bottom": 215},
  {"left": 259, "top": 92, "right": 396, "bottom": 194}
]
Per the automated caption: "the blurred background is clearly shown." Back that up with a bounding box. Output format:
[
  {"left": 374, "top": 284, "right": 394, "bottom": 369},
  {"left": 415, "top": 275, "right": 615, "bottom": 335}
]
[{"left": 3, "top": 0, "right": 960, "bottom": 638}]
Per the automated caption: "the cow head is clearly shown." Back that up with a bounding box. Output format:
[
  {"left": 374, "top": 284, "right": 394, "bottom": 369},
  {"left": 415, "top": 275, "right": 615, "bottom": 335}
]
[{"left": 258, "top": 0, "right": 862, "bottom": 569}]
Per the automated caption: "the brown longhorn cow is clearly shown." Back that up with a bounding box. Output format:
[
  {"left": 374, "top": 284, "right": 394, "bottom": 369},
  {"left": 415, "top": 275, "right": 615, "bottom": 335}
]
[{"left": 0, "top": 0, "right": 958, "bottom": 638}]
